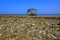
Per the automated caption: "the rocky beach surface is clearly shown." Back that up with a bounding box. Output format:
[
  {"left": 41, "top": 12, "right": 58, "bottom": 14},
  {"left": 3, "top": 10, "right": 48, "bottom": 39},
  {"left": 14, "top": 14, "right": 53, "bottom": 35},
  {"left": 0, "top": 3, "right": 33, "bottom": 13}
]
[{"left": 0, "top": 16, "right": 60, "bottom": 40}]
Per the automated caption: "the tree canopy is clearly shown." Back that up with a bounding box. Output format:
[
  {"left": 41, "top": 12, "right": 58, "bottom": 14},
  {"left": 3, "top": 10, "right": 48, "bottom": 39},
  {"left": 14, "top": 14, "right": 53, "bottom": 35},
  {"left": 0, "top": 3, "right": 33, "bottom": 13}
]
[{"left": 27, "top": 8, "right": 37, "bottom": 16}]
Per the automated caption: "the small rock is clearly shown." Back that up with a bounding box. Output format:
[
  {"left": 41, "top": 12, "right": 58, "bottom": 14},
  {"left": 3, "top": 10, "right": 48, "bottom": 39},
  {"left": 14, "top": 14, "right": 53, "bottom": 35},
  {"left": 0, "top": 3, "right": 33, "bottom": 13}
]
[{"left": 0, "top": 33, "right": 3, "bottom": 36}]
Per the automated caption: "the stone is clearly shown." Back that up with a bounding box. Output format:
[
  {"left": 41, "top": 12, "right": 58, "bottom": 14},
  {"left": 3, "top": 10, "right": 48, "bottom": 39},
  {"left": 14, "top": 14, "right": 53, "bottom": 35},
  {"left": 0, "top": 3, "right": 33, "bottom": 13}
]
[{"left": 0, "top": 33, "right": 3, "bottom": 37}]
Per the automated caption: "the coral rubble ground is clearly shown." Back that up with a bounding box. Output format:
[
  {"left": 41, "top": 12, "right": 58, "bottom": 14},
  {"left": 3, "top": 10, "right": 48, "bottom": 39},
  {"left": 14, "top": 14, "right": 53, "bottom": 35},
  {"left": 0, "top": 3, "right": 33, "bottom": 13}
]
[{"left": 0, "top": 16, "right": 60, "bottom": 40}]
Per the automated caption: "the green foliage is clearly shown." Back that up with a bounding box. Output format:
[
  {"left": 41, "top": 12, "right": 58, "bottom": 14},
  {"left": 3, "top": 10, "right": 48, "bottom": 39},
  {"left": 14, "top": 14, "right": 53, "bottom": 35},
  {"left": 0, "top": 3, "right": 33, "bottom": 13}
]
[{"left": 27, "top": 8, "right": 37, "bottom": 16}]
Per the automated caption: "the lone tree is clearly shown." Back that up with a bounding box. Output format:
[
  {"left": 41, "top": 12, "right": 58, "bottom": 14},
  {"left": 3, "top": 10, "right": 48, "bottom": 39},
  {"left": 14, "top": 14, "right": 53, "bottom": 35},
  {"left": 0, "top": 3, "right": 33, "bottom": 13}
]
[{"left": 27, "top": 8, "right": 37, "bottom": 16}]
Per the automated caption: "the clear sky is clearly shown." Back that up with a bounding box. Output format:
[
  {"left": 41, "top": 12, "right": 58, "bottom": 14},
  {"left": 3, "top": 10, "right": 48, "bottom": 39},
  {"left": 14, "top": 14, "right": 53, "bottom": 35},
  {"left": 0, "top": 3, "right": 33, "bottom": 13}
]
[{"left": 0, "top": 0, "right": 60, "bottom": 14}]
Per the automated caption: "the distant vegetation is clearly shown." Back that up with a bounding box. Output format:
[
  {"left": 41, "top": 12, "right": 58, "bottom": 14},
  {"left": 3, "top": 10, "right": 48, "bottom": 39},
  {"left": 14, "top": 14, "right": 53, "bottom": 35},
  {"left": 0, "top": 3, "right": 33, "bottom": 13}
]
[{"left": 27, "top": 8, "right": 37, "bottom": 16}]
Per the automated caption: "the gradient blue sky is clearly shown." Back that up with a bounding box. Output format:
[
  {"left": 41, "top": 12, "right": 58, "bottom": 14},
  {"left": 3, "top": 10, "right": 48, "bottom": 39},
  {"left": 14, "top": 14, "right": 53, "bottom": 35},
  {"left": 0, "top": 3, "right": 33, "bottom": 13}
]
[{"left": 0, "top": 0, "right": 60, "bottom": 14}]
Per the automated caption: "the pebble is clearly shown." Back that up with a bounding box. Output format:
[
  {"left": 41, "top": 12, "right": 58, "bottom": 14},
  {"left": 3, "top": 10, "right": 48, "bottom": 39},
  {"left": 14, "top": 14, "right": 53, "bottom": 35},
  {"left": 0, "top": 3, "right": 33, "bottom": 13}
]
[
  {"left": 0, "top": 33, "right": 3, "bottom": 36},
  {"left": 21, "top": 24, "right": 24, "bottom": 26}
]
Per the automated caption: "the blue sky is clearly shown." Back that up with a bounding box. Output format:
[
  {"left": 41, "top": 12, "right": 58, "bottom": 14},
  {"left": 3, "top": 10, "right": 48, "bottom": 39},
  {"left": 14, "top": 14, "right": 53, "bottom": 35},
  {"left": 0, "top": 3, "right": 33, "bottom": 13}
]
[{"left": 0, "top": 0, "right": 60, "bottom": 14}]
